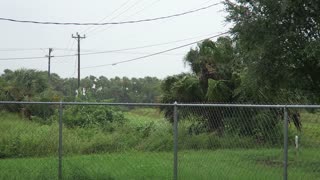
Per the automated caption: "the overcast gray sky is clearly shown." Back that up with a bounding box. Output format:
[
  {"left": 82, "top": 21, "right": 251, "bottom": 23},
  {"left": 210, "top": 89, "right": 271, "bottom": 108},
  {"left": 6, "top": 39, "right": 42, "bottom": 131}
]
[{"left": 0, "top": 0, "right": 230, "bottom": 79}]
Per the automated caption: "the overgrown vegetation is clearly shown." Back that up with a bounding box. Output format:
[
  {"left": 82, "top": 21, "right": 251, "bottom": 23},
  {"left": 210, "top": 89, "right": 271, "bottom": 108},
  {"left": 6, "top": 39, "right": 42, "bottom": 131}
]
[{"left": 1, "top": 108, "right": 319, "bottom": 159}]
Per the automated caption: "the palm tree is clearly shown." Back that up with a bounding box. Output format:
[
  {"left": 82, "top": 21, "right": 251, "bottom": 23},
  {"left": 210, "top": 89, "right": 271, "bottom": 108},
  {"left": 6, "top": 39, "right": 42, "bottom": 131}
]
[{"left": 162, "top": 37, "right": 238, "bottom": 133}]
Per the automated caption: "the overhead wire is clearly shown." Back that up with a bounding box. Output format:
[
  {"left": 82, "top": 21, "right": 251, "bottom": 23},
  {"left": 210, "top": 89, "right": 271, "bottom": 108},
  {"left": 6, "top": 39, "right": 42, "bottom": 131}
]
[
  {"left": 95, "top": 51, "right": 185, "bottom": 56},
  {"left": 0, "top": 48, "right": 47, "bottom": 52},
  {"left": 0, "top": 47, "right": 94, "bottom": 52},
  {"left": 0, "top": 56, "right": 47, "bottom": 61},
  {"left": 81, "top": 31, "right": 229, "bottom": 69},
  {"left": 155, "top": 0, "right": 216, "bottom": 26},
  {"left": 87, "top": 0, "right": 161, "bottom": 36},
  {"left": 0, "top": 52, "right": 76, "bottom": 61},
  {"left": 85, "top": 0, "right": 146, "bottom": 35},
  {"left": 0, "top": 31, "right": 228, "bottom": 61},
  {"left": 80, "top": 0, "right": 132, "bottom": 34},
  {"left": 124, "top": 0, "right": 161, "bottom": 18},
  {"left": 77, "top": 31, "right": 226, "bottom": 55},
  {"left": 70, "top": 56, "right": 78, "bottom": 77},
  {"left": 0, "top": 2, "right": 221, "bottom": 26},
  {"left": 54, "top": 39, "right": 76, "bottom": 64}
]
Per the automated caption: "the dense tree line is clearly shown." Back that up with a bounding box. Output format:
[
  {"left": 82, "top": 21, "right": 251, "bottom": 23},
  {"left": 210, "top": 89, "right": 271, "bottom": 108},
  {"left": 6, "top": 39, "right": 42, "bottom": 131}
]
[
  {"left": 0, "top": 69, "right": 161, "bottom": 103},
  {"left": 0, "top": 69, "right": 161, "bottom": 119},
  {"left": 80, "top": 76, "right": 161, "bottom": 103}
]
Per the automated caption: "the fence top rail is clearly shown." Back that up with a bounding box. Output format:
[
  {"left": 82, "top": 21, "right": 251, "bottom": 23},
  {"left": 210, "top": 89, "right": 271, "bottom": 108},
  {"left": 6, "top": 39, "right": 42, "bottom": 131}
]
[
  {"left": 0, "top": 101, "right": 320, "bottom": 108},
  {"left": 177, "top": 104, "right": 320, "bottom": 109},
  {"left": 0, "top": 101, "right": 173, "bottom": 107}
]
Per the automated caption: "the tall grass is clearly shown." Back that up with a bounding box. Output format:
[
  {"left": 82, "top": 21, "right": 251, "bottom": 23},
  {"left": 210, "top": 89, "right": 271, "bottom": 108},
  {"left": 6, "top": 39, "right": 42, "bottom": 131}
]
[
  {"left": 0, "top": 110, "right": 174, "bottom": 158},
  {"left": 1, "top": 108, "right": 319, "bottom": 159}
]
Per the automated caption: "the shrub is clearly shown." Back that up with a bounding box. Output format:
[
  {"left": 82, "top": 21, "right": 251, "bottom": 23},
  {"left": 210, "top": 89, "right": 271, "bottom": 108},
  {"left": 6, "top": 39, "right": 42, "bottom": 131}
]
[{"left": 62, "top": 105, "right": 126, "bottom": 128}]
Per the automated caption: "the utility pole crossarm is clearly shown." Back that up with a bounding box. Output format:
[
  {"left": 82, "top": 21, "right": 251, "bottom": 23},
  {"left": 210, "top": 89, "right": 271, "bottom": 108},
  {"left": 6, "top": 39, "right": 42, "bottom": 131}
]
[{"left": 72, "top": 32, "right": 86, "bottom": 89}]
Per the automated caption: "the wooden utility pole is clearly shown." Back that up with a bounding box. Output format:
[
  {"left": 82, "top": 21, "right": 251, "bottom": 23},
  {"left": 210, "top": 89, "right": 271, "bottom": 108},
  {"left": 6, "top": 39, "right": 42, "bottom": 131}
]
[
  {"left": 46, "top": 48, "right": 54, "bottom": 81},
  {"left": 72, "top": 32, "right": 86, "bottom": 89}
]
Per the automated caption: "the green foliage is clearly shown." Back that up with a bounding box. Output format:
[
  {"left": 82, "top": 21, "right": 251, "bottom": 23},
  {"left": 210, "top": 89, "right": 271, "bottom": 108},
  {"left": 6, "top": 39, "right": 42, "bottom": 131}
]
[
  {"left": 206, "top": 79, "right": 233, "bottom": 102},
  {"left": 0, "top": 69, "right": 162, "bottom": 104},
  {"left": 1, "top": 69, "right": 49, "bottom": 100},
  {"left": 0, "top": 69, "right": 62, "bottom": 120},
  {"left": 225, "top": 0, "right": 320, "bottom": 103},
  {"left": 0, "top": 68, "right": 162, "bottom": 124},
  {"left": 161, "top": 38, "right": 239, "bottom": 103},
  {"left": 85, "top": 76, "right": 162, "bottom": 103},
  {"left": 28, "top": 89, "right": 62, "bottom": 119},
  {"left": 161, "top": 74, "right": 204, "bottom": 103},
  {"left": 161, "top": 38, "right": 240, "bottom": 132},
  {"left": 183, "top": 37, "right": 237, "bottom": 96},
  {"left": 62, "top": 106, "right": 126, "bottom": 128}
]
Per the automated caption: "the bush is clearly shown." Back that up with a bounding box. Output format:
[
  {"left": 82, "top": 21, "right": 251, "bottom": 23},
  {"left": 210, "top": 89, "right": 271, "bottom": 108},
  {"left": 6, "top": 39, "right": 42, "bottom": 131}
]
[{"left": 62, "top": 105, "right": 126, "bottom": 128}]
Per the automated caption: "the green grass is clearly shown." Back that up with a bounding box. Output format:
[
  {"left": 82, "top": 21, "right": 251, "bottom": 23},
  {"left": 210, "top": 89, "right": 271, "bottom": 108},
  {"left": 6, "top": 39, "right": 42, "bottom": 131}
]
[
  {"left": 287, "top": 111, "right": 320, "bottom": 148},
  {"left": 0, "top": 149, "right": 319, "bottom": 180}
]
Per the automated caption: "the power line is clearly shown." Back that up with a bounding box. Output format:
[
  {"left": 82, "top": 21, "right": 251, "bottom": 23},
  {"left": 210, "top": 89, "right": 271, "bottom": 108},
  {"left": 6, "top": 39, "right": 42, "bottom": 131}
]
[
  {"left": 81, "top": 0, "right": 132, "bottom": 34},
  {"left": 125, "top": 0, "right": 161, "bottom": 18},
  {"left": 0, "top": 48, "right": 78, "bottom": 52},
  {"left": 0, "top": 47, "right": 81, "bottom": 52},
  {"left": 81, "top": 31, "right": 229, "bottom": 69},
  {"left": 0, "top": 48, "right": 44, "bottom": 52},
  {"left": 84, "top": 1, "right": 221, "bottom": 38},
  {"left": 0, "top": 54, "right": 74, "bottom": 61},
  {"left": 57, "top": 38, "right": 77, "bottom": 64},
  {"left": 0, "top": 31, "right": 228, "bottom": 61},
  {"left": 96, "top": 51, "right": 185, "bottom": 56},
  {"left": 0, "top": 56, "right": 46, "bottom": 61},
  {"left": 78, "top": 32, "right": 228, "bottom": 56},
  {"left": 86, "top": 0, "right": 144, "bottom": 35},
  {"left": 87, "top": 0, "right": 160, "bottom": 36},
  {"left": 2, "top": 31, "right": 225, "bottom": 55},
  {"left": 71, "top": 56, "right": 78, "bottom": 77},
  {"left": 0, "top": 2, "right": 221, "bottom": 26}
]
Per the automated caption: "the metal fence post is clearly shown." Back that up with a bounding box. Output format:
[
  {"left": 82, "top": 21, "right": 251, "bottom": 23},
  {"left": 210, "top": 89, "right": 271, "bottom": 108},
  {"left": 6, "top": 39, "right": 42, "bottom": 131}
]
[
  {"left": 58, "top": 101, "right": 63, "bottom": 180},
  {"left": 173, "top": 101, "right": 178, "bottom": 180},
  {"left": 283, "top": 107, "right": 288, "bottom": 180}
]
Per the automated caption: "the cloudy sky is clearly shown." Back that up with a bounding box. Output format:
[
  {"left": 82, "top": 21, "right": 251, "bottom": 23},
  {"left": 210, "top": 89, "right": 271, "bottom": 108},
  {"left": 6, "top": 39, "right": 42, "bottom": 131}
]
[{"left": 0, "top": 0, "right": 230, "bottom": 79}]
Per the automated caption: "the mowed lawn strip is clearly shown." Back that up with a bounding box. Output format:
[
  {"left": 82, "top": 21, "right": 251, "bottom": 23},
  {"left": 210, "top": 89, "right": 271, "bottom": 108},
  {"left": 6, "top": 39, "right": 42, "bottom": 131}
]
[{"left": 1, "top": 149, "right": 319, "bottom": 180}]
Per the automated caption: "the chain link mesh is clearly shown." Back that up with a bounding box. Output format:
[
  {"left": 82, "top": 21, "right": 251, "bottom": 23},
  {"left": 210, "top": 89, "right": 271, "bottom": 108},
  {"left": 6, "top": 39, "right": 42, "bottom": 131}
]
[
  {"left": 177, "top": 106, "right": 283, "bottom": 179},
  {"left": 0, "top": 102, "right": 319, "bottom": 179},
  {"left": 0, "top": 104, "right": 58, "bottom": 179},
  {"left": 287, "top": 108, "right": 320, "bottom": 179},
  {"left": 61, "top": 105, "right": 173, "bottom": 179}
]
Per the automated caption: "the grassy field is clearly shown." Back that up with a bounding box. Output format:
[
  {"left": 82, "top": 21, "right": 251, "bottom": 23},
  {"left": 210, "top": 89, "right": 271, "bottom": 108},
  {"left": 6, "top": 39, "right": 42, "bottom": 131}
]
[
  {"left": 0, "top": 108, "right": 320, "bottom": 179},
  {"left": 1, "top": 149, "right": 319, "bottom": 180}
]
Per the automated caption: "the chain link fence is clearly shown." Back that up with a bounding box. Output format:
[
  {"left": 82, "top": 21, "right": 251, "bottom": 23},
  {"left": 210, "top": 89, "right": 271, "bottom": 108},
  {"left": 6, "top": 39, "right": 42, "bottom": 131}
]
[
  {"left": 0, "top": 101, "right": 319, "bottom": 179},
  {"left": 0, "top": 103, "right": 59, "bottom": 179}
]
